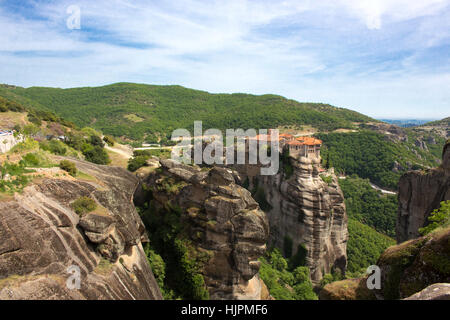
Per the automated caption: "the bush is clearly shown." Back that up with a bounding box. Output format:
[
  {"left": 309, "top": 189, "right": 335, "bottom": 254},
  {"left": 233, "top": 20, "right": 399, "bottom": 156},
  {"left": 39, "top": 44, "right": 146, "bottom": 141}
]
[
  {"left": 22, "top": 153, "right": 40, "bottom": 166},
  {"left": 419, "top": 201, "right": 450, "bottom": 235},
  {"left": 259, "top": 248, "right": 317, "bottom": 300},
  {"left": 59, "top": 160, "right": 77, "bottom": 176},
  {"left": 83, "top": 145, "right": 110, "bottom": 165},
  {"left": 40, "top": 139, "right": 67, "bottom": 155},
  {"left": 71, "top": 196, "right": 97, "bottom": 215},
  {"left": 90, "top": 135, "right": 105, "bottom": 147},
  {"left": 127, "top": 155, "right": 148, "bottom": 172},
  {"left": 103, "top": 135, "right": 115, "bottom": 146}
]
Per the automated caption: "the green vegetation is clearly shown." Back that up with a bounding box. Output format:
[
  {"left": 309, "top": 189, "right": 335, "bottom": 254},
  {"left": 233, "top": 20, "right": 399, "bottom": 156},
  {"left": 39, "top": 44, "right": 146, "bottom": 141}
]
[
  {"left": 0, "top": 162, "right": 33, "bottom": 194},
  {"left": 71, "top": 196, "right": 97, "bottom": 215},
  {"left": 259, "top": 248, "right": 317, "bottom": 300},
  {"left": 320, "top": 174, "right": 332, "bottom": 185},
  {"left": 140, "top": 202, "right": 209, "bottom": 300},
  {"left": 0, "top": 96, "right": 25, "bottom": 112},
  {"left": 339, "top": 174, "right": 397, "bottom": 237},
  {"left": 103, "top": 135, "right": 115, "bottom": 146},
  {"left": 127, "top": 149, "right": 171, "bottom": 172},
  {"left": 337, "top": 175, "right": 396, "bottom": 275},
  {"left": 39, "top": 139, "right": 67, "bottom": 155},
  {"left": 128, "top": 156, "right": 148, "bottom": 172},
  {"left": 0, "top": 83, "right": 374, "bottom": 141},
  {"left": 419, "top": 200, "right": 450, "bottom": 235},
  {"left": 0, "top": 95, "right": 74, "bottom": 128},
  {"left": 22, "top": 151, "right": 53, "bottom": 167},
  {"left": 143, "top": 244, "right": 173, "bottom": 297},
  {"left": 346, "top": 218, "right": 395, "bottom": 275},
  {"left": 316, "top": 130, "right": 444, "bottom": 190},
  {"left": 59, "top": 160, "right": 77, "bottom": 177},
  {"left": 82, "top": 145, "right": 110, "bottom": 165}
]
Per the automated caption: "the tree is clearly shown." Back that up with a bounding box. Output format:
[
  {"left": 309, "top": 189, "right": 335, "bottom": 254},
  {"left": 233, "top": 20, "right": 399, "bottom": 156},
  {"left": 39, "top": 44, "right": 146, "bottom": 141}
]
[
  {"left": 419, "top": 200, "right": 450, "bottom": 235},
  {"left": 83, "top": 145, "right": 110, "bottom": 165}
]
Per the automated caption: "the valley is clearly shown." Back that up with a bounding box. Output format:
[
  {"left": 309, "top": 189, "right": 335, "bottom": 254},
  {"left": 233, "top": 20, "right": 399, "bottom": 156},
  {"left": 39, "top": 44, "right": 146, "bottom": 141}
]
[{"left": 0, "top": 85, "right": 449, "bottom": 301}]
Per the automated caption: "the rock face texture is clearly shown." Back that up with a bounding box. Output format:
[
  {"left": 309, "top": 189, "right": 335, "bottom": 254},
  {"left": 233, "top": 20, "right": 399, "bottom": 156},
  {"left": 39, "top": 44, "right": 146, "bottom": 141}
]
[
  {"left": 140, "top": 159, "right": 269, "bottom": 300},
  {"left": 396, "top": 141, "right": 450, "bottom": 243},
  {"left": 0, "top": 158, "right": 162, "bottom": 300},
  {"left": 320, "top": 227, "right": 450, "bottom": 300},
  {"left": 375, "top": 227, "right": 450, "bottom": 300},
  {"left": 404, "top": 283, "right": 450, "bottom": 300},
  {"left": 319, "top": 277, "right": 375, "bottom": 300},
  {"left": 230, "top": 155, "right": 348, "bottom": 283}
]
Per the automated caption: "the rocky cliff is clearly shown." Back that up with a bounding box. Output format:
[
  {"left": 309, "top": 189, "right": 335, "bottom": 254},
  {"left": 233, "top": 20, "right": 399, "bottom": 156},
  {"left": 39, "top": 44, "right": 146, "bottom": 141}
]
[
  {"left": 320, "top": 226, "right": 450, "bottom": 300},
  {"left": 397, "top": 141, "right": 450, "bottom": 243},
  {"left": 0, "top": 158, "right": 162, "bottom": 300},
  {"left": 375, "top": 227, "right": 450, "bottom": 299},
  {"left": 230, "top": 155, "right": 348, "bottom": 283},
  {"left": 138, "top": 159, "right": 269, "bottom": 300}
]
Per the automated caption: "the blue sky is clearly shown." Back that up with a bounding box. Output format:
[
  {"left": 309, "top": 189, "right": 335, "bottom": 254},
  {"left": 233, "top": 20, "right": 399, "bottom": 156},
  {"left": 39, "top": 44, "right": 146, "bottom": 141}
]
[{"left": 0, "top": 0, "right": 449, "bottom": 119}]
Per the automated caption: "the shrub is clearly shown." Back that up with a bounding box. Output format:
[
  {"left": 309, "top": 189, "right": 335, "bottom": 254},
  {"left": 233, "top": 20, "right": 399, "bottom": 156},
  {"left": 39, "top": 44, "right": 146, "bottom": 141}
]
[
  {"left": 127, "top": 155, "right": 148, "bottom": 172},
  {"left": 22, "top": 153, "right": 40, "bottom": 166},
  {"left": 83, "top": 145, "right": 110, "bottom": 165},
  {"left": 59, "top": 160, "right": 77, "bottom": 176},
  {"left": 90, "top": 135, "right": 105, "bottom": 147},
  {"left": 419, "top": 201, "right": 450, "bottom": 235},
  {"left": 103, "top": 135, "right": 115, "bottom": 146},
  {"left": 40, "top": 139, "right": 67, "bottom": 155},
  {"left": 71, "top": 196, "right": 97, "bottom": 215}
]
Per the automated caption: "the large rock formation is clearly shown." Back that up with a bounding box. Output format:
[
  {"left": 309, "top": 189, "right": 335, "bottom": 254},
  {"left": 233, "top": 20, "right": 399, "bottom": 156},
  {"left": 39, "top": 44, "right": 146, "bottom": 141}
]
[
  {"left": 404, "top": 283, "right": 450, "bottom": 300},
  {"left": 231, "top": 155, "right": 348, "bottom": 283},
  {"left": 375, "top": 227, "right": 450, "bottom": 300},
  {"left": 396, "top": 141, "right": 450, "bottom": 243},
  {"left": 320, "top": 227, "right": 450, "bottom": 300},
  {"left": 0, "top": 158, "right": 162, "bottom": 300},
  {"left": 139, "top": 159, "right": 269, "bottom": 300}
]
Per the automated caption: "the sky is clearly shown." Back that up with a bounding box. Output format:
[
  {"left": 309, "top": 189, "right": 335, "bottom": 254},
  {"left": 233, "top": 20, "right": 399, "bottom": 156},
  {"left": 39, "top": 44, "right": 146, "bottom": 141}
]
[{"left": 0, "top": 0, "right": 449, "bottom": 119}]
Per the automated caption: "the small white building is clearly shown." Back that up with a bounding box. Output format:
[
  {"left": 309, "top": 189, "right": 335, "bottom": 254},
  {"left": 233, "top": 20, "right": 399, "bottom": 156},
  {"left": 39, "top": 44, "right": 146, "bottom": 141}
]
[{"left": 0, "top": 130, "right": 22, "bottom": 153}]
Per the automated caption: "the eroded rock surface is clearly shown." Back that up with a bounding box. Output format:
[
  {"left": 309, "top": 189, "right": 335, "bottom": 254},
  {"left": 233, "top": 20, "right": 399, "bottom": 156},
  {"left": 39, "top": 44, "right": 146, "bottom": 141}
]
[
  {"left": 230, "top": 155, "right": 348, "bottom": 283},
  {"left": 140, "top": 159, "right": 269, "bottom": 300},
  {"left": 397, "top": 141, "right": 450, "bottom": 243},
  {"left": 376, "top": 227, "right": 450, "bottom": 300},
  {"left": 0, "top": 158, "right": 162, "bottom": 300},
  {"left": 404, "top": 283, "right": 450, "bottom": 300}
]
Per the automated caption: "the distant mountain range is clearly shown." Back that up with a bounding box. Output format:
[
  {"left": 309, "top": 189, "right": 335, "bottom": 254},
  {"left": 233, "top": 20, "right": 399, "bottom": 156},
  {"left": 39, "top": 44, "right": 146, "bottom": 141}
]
[
  {"left": 0, "top": 83, "right": 375, "bottom": 140},
  {"left": 380, "top": 119, "right": 438, "bottom": 128}
]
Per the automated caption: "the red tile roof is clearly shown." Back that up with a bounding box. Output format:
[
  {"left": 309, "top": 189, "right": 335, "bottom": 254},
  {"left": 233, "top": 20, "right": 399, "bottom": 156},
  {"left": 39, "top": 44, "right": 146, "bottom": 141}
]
[{"left": 296, "top": 136, "right": 322, "bottom": 146}]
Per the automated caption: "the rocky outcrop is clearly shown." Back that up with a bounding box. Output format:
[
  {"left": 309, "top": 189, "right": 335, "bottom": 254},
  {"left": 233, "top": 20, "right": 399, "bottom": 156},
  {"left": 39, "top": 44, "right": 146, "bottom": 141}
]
[
  {"left": 396, "top": 141, "right": 450, "bottom": 243},
  {"left": 0, "top": 132, "right": 23, "bottom": 153},
  {"left": 319, "top": 278, "right": 375, "bottom": 300},
  {"left": 140, "top": 159, "right": 269, "bottom": 300},
  {"left": 230, "top": 155, "right": 348, "bottom": 283},
  {"left": 375, "top": 227, "right": 450, "bottom": 300},
  {"left": 320, "top": 227, "right": 450, "bottom": 300},
  {"left": 404, "top": 283, "right": 450, "bottom": 300},
  {"left": 0, "top": 158, "right": 162, "bottom": 300}
]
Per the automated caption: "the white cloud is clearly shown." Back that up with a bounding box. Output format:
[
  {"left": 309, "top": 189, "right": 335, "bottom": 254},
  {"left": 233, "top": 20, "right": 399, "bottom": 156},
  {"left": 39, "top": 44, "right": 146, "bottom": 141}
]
[{"left": 0, "top": 0, "right": 449, "bottom": 118}]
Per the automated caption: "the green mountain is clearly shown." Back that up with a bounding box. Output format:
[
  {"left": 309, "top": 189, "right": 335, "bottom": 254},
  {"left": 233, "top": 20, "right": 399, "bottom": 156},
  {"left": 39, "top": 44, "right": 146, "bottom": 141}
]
[
  {"left": 422, "top": 117, "right": 450, "bottom": 127},
  {"left": 0, "top": 83, "right": 375, "bottom": 140},
  {"left": 316, "top": 129, "right": 446, "bottom": 189}
]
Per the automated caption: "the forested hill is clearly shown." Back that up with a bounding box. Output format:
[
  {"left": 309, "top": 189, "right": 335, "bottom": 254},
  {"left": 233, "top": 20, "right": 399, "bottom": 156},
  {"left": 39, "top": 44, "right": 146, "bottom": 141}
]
[{"left": 0, "top": 83, "right": 375, "bottom": 140}]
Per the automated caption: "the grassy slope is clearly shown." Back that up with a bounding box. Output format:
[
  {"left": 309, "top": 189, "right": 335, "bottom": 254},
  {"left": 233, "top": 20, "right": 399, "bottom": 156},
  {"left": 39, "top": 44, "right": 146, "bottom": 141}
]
[{"left": 0, "top": 83, "right": 375, "bottom": 140}]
